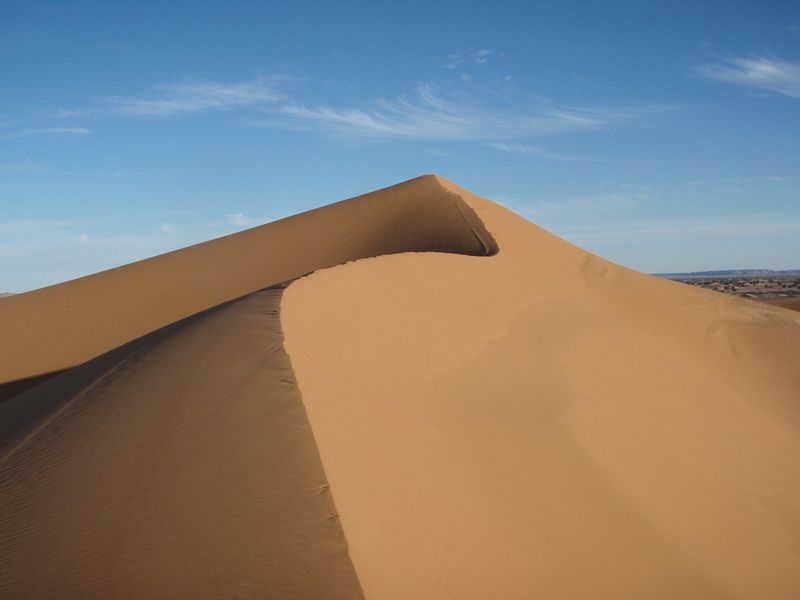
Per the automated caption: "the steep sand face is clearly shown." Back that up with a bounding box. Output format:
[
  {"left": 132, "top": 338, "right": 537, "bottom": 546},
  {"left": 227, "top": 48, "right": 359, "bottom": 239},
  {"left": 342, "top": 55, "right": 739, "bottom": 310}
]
[
  {"left": 0, "top": 176, "right": 495, "bottom": 401},
  {"left": 0, "top": 285, "right": 363, "bottom": 598},
  {"left": 282, "top": 177, "right": 800, "bottom": 599}
]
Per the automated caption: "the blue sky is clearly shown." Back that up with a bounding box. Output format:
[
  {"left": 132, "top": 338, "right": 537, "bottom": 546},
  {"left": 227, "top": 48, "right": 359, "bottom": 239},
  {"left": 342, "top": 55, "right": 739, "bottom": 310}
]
[{"left": 2, "top": 1, "right": 799, "bottom": 291}]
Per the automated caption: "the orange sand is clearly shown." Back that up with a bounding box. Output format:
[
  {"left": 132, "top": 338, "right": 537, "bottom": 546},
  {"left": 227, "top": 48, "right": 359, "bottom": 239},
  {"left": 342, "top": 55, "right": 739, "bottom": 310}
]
[{"left": 1, "top": 176, "right": 799, "bottom": 598}]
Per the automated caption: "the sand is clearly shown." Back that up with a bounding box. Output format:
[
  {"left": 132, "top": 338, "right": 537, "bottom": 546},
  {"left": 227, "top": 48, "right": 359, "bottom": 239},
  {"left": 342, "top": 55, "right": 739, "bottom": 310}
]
[
  {"left": 1, "top": 285, "right": 362, "bottom": 597},
  {"left": 1, "top": 175, "right": 799, "bottom": 598},
  {"left": 761, "top": 297, "right": 800, "bottom": 312},
  {"left": 0, "top": 176, "right": 494, "bottom": 401}
]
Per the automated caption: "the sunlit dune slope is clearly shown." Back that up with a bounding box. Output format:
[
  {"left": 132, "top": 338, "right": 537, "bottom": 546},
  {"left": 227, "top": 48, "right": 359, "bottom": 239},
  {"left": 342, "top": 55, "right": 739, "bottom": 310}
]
[
  {"left": 1, "top": 175, "right": 799, "bottom": 599},
  {"left": 282, "top": 178, "right": 800, "bottom": 599}
]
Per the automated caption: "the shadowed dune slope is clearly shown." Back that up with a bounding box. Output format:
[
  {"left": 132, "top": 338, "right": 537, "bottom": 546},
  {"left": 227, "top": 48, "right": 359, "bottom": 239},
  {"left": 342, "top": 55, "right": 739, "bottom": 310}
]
[
  {"left": 0, "top": 284, "right": 364, "bottom": 598},
  {"left": 0, "top": 175, "right": 496, "bottom": 401}
]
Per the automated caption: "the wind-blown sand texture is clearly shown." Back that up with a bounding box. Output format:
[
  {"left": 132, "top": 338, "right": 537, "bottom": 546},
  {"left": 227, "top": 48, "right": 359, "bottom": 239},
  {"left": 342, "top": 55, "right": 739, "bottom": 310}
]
[{"left": 1, "top": 175, "right": 799, "bottom": 598}]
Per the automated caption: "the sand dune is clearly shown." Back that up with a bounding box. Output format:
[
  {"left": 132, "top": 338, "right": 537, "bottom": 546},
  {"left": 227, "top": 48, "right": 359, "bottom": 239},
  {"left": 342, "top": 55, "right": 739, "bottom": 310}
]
[
  {"left": 1, "top": 175, "right": 799, "bottom": 598},
  {"left": 762, "top": 297, "right": 800, "bottom": 312},
  {"left": 0, "top": 176, "right": 495, "bottom": 401}
]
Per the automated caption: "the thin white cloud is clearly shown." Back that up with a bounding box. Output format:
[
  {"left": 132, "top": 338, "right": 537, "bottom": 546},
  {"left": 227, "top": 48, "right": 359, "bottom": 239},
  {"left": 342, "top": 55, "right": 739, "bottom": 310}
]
[
  {"left": 558, "top": 215, "right": 800, "bottom": 244},
  {"left": 0, "top": 162, "right": 47, "bottom": 174},
  {"left": 104, "top": 76, "right": 285, "bottom": 117},
  {"left": 486, "top": 142, "right": 576, "bottom": 160},
  {"left": 0, "top": 220, "right": 72, "bottom": 234},
  {"left": 693, "top": 55, "right": 800, "bottom": 99},
  {"left": 274, "top": 83, "right": 649, "bottom": 141},
  {"left": 472, "top": 49, "right": 492, "bottom": 64},
  {"left": 22, "top": 74, "right": 662, "bottom": 145},
  {"left": 437, "top": 53, "right": 462, "bottom": 69},
  {"left": 436, "top": 48, "right": 492, "bottom": 69},
  {"left": 2, "top": 127, "right": 92, "bottom": 138},
  {"left": 226, "top": 213, "right": 259, "bottom": 227},
  {"left": 499, "top": 189, "right": 649, "bottom": 220},
  {"left": 160, "top": 222, "right": 176, "bottom": 233},
  {"left": 485, "top": 141, "right": 668, "bottom": 164},
  {"left": 0, "top": 218, "right": 102, "bottom": 234}
]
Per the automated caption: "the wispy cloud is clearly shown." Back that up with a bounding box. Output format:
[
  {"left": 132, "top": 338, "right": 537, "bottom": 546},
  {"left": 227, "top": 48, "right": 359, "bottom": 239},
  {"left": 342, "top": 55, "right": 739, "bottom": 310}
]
[
  {"left": 693, "top": 55, "right": 800, "bottom": 99},
  {"left": 485, "top": 141, "right": 669, "bottom": 164},
  {"left": 436, "top": 48, "right": 493, "bottom": 69},
  {"left": 0, "top": 162, "right": 47, "bottom": 174},
  {"left": 2, "top": 127, "right": 92, "bottom": 138},
  {"left": 472, "top": 49, "right": 492, "bottom": 64},
  {"left": 486, "top": 142, "right": 570, "bottom": 160},
  {"left": 19, "top": 73, "right": 661, "bottom": 145},
  {"left": 273, "top": 83, "right": 651, "bottom": 141},
  {"left": 499, "top": 189, "right": 649, "bottom": 221},
  {"left": 558, "top": 215, "right": 800, "bottom": 244},
  {"left": 0, "top": 217, "right": 111, "bottom": 235},
  {"left": 226, "top": 213, "right": 262, "bottom": 227},
  {"left": 103, "top": 76, "right": 286, "bottom": 117},
  {"left": 0, "top": 219, "right": 74, "bottom": 234},
  {"left": 437, "top": 53, "right": 463, "bottom": 69}
]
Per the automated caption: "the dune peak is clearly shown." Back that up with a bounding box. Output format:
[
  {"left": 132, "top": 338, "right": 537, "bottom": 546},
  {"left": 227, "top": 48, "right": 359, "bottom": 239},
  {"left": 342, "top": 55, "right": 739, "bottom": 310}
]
[{"left": 1, "top": 176, "right": 799, "bottom": 598}]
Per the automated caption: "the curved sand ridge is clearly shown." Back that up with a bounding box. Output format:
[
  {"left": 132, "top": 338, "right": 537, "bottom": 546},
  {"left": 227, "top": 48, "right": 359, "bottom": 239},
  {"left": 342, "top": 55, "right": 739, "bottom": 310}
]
[
  {"left": 2, "top": 175, "right": 800, "bottom": 598},
  {"left": 0, "top": 175, "right": 496, "bottom": 401}
]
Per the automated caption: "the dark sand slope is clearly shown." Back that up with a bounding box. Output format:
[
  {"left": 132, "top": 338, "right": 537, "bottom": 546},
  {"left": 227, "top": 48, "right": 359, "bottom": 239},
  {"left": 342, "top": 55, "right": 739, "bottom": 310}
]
[
  {"left": 0, "top": 176, "right": 495, "bottom": 401},
  {"left": 0, "top": 285, "right": 363, "bottom": 598}
]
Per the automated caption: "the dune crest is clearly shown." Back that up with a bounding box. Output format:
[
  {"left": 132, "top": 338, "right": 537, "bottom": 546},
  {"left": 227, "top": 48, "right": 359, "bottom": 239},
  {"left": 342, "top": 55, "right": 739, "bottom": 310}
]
[
  {"left": 1, "top": 175, "right": 799, "bottom": 598},
  {"left": 0, "top": 175, "right": 495, "bottom": 401}
]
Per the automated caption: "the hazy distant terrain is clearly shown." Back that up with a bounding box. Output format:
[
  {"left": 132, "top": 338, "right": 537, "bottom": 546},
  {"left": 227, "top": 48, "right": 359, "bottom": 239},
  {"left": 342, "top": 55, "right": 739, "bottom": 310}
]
[
  {"left": 666, "top": 274, "right": 800, "bottom": 301},
  {"left": 657, "top": 269, "right": 800, "bottom": 279}
]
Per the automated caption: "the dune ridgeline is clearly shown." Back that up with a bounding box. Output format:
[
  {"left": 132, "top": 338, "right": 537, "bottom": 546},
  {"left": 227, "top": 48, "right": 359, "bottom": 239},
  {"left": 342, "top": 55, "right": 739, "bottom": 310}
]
[{"left": 1, "top": 175, "right": 799, "bottom": 599}]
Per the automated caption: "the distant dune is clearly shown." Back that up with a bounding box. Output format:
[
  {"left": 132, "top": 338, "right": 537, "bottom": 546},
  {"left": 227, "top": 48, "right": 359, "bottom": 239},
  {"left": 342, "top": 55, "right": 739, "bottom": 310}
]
[{"left": 1, "top": 175, "right": 798, "bottom": 598}]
